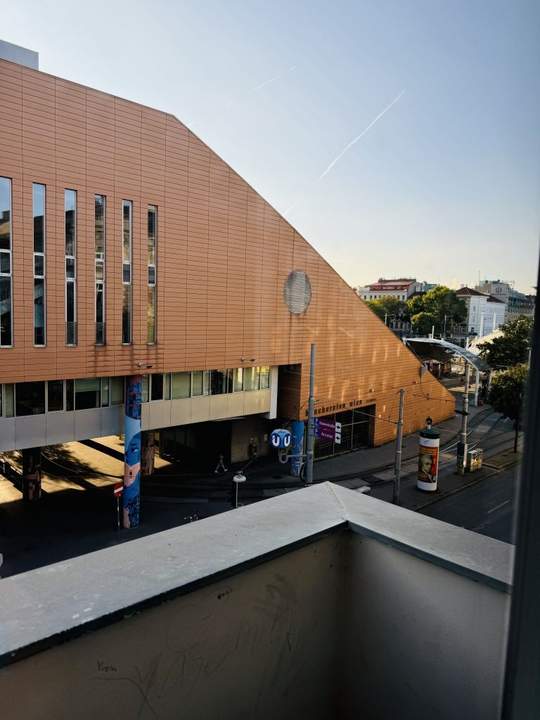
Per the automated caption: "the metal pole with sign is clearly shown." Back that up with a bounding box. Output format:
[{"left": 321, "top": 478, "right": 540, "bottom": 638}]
[
  {"left": 392, "top": 389, "right": 405, "bottom": 504},
  {"left": 305, "top": 343, "right": 316, "bottom": 485},
  {"left": 457, "top": 363, "right": 470, "bottom": 475}
]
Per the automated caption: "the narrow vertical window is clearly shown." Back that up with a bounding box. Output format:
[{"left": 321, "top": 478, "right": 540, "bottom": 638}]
[
  {"left": 65, "top": 189, "right": 77, "bottom": 345},
  {"left": 147, "top": 205, "right": 157, "bottom": 343},
  {"left": 122, "top": 200, "right": 132, "bottom": 344},
  {"left": 33, "top": 183, "right": 46, "bottom": 346},
  {"left": 0, "top": 177, "right": 13, "bottom": 347},
  {"left": 95, "top": 195, "right": 106, "bottom": 345}
]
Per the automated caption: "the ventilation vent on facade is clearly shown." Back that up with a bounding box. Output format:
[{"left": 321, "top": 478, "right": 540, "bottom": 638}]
[{"left": 284, "top": 270, "right": 312, "bottom": 314}]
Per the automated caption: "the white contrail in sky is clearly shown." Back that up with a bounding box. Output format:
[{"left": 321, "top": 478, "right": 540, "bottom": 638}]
[
  {"left": 253, "top": 65, "right": 297, "bottom": 92},
  {"left": 318, "top": 89, "right": 406, "bottom": 180}
]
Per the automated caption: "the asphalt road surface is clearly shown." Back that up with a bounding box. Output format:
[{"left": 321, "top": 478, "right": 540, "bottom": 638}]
[{"left": 420, "top": 462, "right": 519, "bottom": 544}]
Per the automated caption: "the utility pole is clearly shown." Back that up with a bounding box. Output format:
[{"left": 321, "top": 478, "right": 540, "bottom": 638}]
[
  {"left": 305, "top": 343, "right": 316, "bottom": 485},
  {"left": 443, "top": 314, "right": 447, "bottom": 338},
  {"left": 457, "top": 363, "right": 470, "bottom": 475},
  {"left": 392, "top": 388, "right": 405, "bottom": 504}
]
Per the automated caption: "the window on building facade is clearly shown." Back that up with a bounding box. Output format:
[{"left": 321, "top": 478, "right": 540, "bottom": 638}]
[
  {"left": 0, "top": 177, "right": 13, "bottom": 347},
  {"left": 243, "top": 366, "right": 259, "bottom": 391},
  {"left": 259, "top": 366, "right": 270, "bottom": 389},
  {"left": 191, "top": 370, "right": 210, "bottom": 396},
  {"left": 101, "top": 378, "right": 109, "bottom": 407},
  {"left": 150, "top": 373, "right": 164, "bottom": 401},
  {"left": 122, "top": 200, "right": 133, "bottom": 344},
  {"left": 66, "top": 379, "right": 74, "bottom": 411},
  {"left": 2, "top": 383, "right": 14, "bottom": 417},
  {"left": 33, "top": 183, "right": 46, "bottom": 346},
  {"left": 65, "top": 189, "right": 77, "bottom": 345},
  {"left": 95, "top": 195, "right": 106, "bottom": 345},
  {"left": 210, "top": 370, "right": 227, "bottom": 395},
  {"left": 47, "top": 380, "right": 64, "bottom": 412},
  {"left": 147, "top": 205, "right": 157, "bottom": 344},
  {"left": 75, "top": 378, "right": 100, "bottom": 410},
  {"left": 233, "top": 368, "right": 243, "bottom": 392},
  {"left": 111, "top": 377, "right": 124, "bottom": 405},
  {"left": 172, "top": 372, "right": 191, "bottom": 399},
  {"left": 15, "top": 381, "right": 45, "bottom": 416}
]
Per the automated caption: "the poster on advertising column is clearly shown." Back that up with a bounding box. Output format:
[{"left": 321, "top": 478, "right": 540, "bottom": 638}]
[{"left": 417, "top": 429, "right": 440, "bottom": 492}]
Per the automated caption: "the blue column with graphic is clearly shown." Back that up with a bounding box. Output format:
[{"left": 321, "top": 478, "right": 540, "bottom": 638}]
[
  {"left": 123, "top": 375, "right": 142, "bottom": 528},
  {"left": 290, "top": 420, "right": 305, "bottom": 477}
]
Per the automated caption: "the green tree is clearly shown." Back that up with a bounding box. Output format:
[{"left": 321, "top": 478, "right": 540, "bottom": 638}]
[
  {"left": 478, "top": 315, "right": 533, "bottom": 369},
  {"left": 366, "top": 296, "right": 407, "bottom": 323},
  {"left": 405, "top": 286, "right": 466, "bottom": 336},
  {"left": 411, "top": 311, "right": 437, "bottom": 336},
  {"left": 489, "top": 363, "right": 528, "bottom": 452},
  {"left": 406, "top": 294, "right": 424, "bottom": 318}
]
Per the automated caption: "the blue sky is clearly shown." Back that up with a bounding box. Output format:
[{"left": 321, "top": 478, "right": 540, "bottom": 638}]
[{"left": 4, "top": 0, "right": 540, "bottom": 292}]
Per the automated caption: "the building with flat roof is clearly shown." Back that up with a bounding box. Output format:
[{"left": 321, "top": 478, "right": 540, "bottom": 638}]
[
  {"left": 356, "top": 278, "right": 434, "bottom": 302},
  {"left": 0, "top": 47, "right": 454, "bottom": 522}
]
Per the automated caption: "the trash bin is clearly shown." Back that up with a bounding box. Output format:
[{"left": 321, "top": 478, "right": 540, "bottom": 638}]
[{"left": 467, "top": 448, "right": 483, "bottom": 472}]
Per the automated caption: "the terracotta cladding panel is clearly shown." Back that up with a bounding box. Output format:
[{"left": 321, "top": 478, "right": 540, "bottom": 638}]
[{"left": 0, "top": 60, "right": 454, "bottom": 434}]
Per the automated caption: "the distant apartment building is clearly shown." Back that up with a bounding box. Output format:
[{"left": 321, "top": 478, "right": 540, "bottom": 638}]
[
  {"left": 475, "top": 279, "right": 535, "bottom": 321},
  {"left": 455, "top": 287, "right": 506, "bottom": 337},
  {"left": 356, "top": 278, "right": 433, "bottom": 302}
]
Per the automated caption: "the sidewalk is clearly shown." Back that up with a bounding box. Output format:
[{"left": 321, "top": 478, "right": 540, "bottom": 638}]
[{"left": 142, "top": 404, "right": 493, "bottom": 501}]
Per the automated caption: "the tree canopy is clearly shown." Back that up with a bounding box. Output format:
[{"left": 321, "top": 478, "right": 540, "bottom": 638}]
[
  {"left": 489, "top": 363, "right": 527, "bottom": 443},
  {"left": 409, "top": 286, "right": 467, "bottom": 334},
  {"left": 365, "top": 296, "right": 407, "bottom": 322},
  {"left": 478, "top": 315, "right": 533, "bottom": 369},
  {"left": 411, "top": 311, "right": 437, "bottom": 336},
  {"left": 364, "top": 285, "right": 466, "bottom": 335}
]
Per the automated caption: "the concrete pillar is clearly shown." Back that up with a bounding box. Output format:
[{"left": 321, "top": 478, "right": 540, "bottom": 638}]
[
  {"left": 123, "top": 375, "right": 142, "bottom": 529},
  {"left": 22, "top": 447, "right": 42, "bottom": 502},
  {"left": 290, "top": 420, "right": 305, "bottom": 477}
]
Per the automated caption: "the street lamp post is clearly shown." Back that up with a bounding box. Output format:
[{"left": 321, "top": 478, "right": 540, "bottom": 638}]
[
  {"left": 232, "top": 472, "right": 246, "bottom": 508},
  {"left": 305, "top": 343, "right": 316, "bottom": 485},
  {"left": 457, "top": 363, "right": 470, "bottom": 475}
]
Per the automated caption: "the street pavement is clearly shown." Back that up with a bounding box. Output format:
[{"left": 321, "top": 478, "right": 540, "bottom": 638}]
[
  {"left": 0, "top": 402, "right": 521, "bottom": 579},
  {"left": 421, "top": 464, "right": 517, "bottom": 544}
]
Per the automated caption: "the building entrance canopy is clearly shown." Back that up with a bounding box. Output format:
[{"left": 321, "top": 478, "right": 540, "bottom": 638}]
[{"left": 403, "top": 337, "right": 489, "bottom": 371}]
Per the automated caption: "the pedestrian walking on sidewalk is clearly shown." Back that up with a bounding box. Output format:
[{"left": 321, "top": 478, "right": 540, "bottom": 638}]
[{"left": 214, "top": 453, "right": 228, "bottom": 474}]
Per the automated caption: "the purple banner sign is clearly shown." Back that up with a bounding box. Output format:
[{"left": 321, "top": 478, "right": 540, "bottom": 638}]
[{"left": 315, "top": 418, "right": 335, "bottom": 441}]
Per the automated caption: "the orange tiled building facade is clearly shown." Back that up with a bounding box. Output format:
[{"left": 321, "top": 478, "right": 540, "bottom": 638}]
[{"left": 0, "top": 54, "right": 454, "bottom": 454}]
